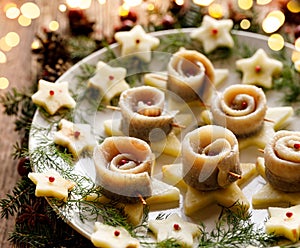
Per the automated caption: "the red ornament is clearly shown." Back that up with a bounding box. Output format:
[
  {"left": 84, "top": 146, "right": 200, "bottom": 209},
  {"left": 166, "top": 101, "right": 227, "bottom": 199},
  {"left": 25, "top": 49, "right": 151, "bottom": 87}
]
[
  {"left": 294, "top": 143, "right": 300, "bottom": 149},
  {"left": 114, "top": 230, "right": 120, "bottom": 236},
  {"left": 286, "top": 212, "right": 293, "bottom": 218},
  {"left": 255, "top": 65, "right": 261, "bottom": 73},
  {"left": 49, "top": 176, "right": 55, "bottom": 183},
  {"left": 173, "top": 223, "right": 181, "bottom": 231},
  {"left": 49, "top": 90, "right": 55, "bottom": 96}
]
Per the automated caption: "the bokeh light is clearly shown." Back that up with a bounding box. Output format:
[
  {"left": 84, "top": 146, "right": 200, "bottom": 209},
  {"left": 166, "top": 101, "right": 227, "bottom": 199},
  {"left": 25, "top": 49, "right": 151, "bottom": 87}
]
[
  {"left": 193, "top": 0, "right": 214, "bottom": 6},
  {"left": 66, "top": 0, "right": 92, "bottom": 9},
  {"left": 58, "top": 4, "right": 67, "bottom": 12},
  {"left": 123, "top": 0, "right": 142, "bottom": 7},
  {"left": 238, "top": 0, "right": 253, "bottom": 10},
  {"left": 0, "top": 38, "right": 12, "bottom": 52},
  {"left": 98, "top": 0, "right": 107, "bottom": 4},
  {"left": 5, "top": 6, "right": 20, "bottom": 19},
  {"left": 18, "top": 14, "right": 32, "bottom": 26},
  {"left": 175, "top": 0, "right": 185, "bottom": 6},
  {"left": 5, "top": 32, "right": 20, "bottom": 47},
  {"left": 295, "top": 38, "right": 300, "bottom": 51},
  {"left": 256, "top": 0, "right": 272, "bottom": 5},
  {"left": 262, "top": 11, "right": 284, "bottom": 34},
  {"left": 20, "top": 2, "right": 40, "bottom": 19},
  {"left": 0, "top": 51, "right": 7, "bottom": 64},
  {"left": 287, "top": 0, "right": 300, "bottom": 13},
  {"left": 240, "top": 19, "right": 251, "bottom": 30},
  {"left": 0, "top": 77, "right": 9, "bottom": 90},
  {"left": 268, "top": 34, "right": 284, "bottom": 51},
  {"left": 49, "top": 21, "right": 60, "bottom": 31},
  {"left": 208, "top": 3, "right": 223, "bottom": 18}
]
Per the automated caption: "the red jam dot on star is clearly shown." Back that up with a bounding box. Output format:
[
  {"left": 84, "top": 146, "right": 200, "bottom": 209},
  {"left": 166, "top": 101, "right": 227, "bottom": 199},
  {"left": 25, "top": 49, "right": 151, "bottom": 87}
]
[
  {"left": 211, "top": 28, "right": 218, "bottom": 35},
  {"left": 173, "top": 223, "right": 181, "bottom": 231},
  {"left": 74, "top": 131, "right": 81, "bottom": 138},
  {"left": 294, "top": 143, "right": 300, "bottom": 149},
  {"left": 286, "top": 212, "right": 293, "bottom": 218},
  {"left": 109, "top": 75, "right": 114, "bottom": 81},
  {"left": 120, "top": 159, "right": 128, "bottom": 165},
  {"left": 49, "top": 176, "right": 55, "bottom": 183},
  {"left": 49, "top": 90, "right": 55, "bottom": 96},
  {"left": 135, "top": 39, "right": 140, "bottom": 44},
  {"left": 255, "top": 65, "right": 261, "bottom": 73},
  {"left": 114, "top": 230, "right": 120, "bottom": 237},
  {"left": 241, "top": 101, "right": 248, "bottom": 109}
]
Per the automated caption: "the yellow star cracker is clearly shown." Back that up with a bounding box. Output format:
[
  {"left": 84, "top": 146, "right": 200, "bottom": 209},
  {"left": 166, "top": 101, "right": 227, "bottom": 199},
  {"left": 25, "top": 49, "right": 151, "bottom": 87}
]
[
  {"left": 28, "top": 169, "right": 75, "bottom": 202},
  {"left": 88, "top": 61, "right": 129, "bottom": 103},
  {"left": 236, "top": 48, "right": 283, "bottom": 88},
  {"left": 148, "top": 213, "right": 201, "bottom": 247},
  {"left": 91, "top": 222, "right": 140, "bottom": 248},
  {"left": 190, "top": 15, "right": 234, "bottom": 53},
  {"left": 265, "top": 205, "right": 300, "bottom": 242},
  {"left": 31, "top": 79, "right": 76, "bottom": 115},
  {"left": 53, "top": 119, "right": 97, "bottom": 158},
  {"left": 114, "top": 25, "right": 160, "bottom": 62}
]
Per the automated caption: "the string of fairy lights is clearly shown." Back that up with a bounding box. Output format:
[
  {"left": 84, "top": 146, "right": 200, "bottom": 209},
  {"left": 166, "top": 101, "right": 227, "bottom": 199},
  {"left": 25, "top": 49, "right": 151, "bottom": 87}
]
[{"left": 0, "top": 0, "right": 300, "bottom": 90}]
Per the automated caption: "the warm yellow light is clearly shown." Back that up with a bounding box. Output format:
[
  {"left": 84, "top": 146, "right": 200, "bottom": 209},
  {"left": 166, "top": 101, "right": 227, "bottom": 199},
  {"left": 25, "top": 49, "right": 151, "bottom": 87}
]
[
  {"left": 5, "top": 32, "right": 20, "bottom": 47},
  {"left": 175, "top": 0, "right": 185, "bottom": 6},
  {"left": 208, "top": 3, "right": 223, "bottom": 18},
  {"left": 31, "top": 39, "right": 41, "bottom": 50},
  {"left": 5, "top": 6, "right": 20, "bottom": 19},
  {"left": 20, "top": 2, "right": 40, "bottom": 19},
  {"left": 240, "top": 19, "right": 251, "bottom": 29},
  {"left": 0, "top": 38, "right": 12, "bottom": 52},
  {"left": 66, "top": 0, "right": 92, "bottom": 9},
  {"left": 49, "top": 21, "right": 60, "bottom": 31},
  {"left": 18, "top": 15, "right": 31, "bottom": 27},
  {"left": 257, "top": 0, "right": 272, "bottom": 5},
  {"left": 262, "top": 16, "right": 281, "bottom": 33},
  {"left": 0, "top": 77, "right": 9, "bottom": 90},
  {"left": 4, "top": 3, "right": 17, "bottom": 12},
  {"left": 0, "top": 51, "right": 7, "bottom": 64},
  {"left": 268, "top": 34, "right": 284, "bottom": 51},
  {"left": 123, "top": 0, "right": 142, "bottom": 7},
  {"left": 119, "top": 4, "right": 130, "bottom": 17},
  {"left": 287, "top": 0, "right": 300, "bottom": 13},
  {"left": 238, "top": 0, "right": 253, "bottom": 10},
  {"left": 295, "top": 38, "right": 300, "bottom": 51},
  {"left": 147, "top": 3, "right": 155, "bottom": 11},
  {"left": 268, "top": 10, "right": 285, "bottom": 26},
  {"left": 98, "top": 0, "right": 107, "bottom": 5},
  {"left": 193, "top": 0, "right": 214, "bottom": 6},
  {"left": 292, "top": 50, "right": 300, "bottom": 62},
  {"left": 58, "top": 4, "right": 67, "bottom": 12}
]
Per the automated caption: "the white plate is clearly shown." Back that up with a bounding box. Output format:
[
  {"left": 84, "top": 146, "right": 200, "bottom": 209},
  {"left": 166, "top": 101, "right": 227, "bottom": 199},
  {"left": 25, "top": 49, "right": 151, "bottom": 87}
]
[{"left": 29, "top": 29, "right": 299, "bottom": 245}]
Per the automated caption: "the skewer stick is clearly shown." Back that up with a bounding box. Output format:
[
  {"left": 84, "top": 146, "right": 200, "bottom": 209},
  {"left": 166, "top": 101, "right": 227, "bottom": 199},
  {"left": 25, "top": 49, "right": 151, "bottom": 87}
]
[
  {"left": 258, "top": 148, "right": 265, "bottom": 153},
  {"left": 106, "top": 105, "right": 121, "bottom": 111},
  {"left": 264, "top": 118, "right": 275, "bottom": 123},
  {"left": 138, "top": 194, "right": 147, "bottom": 205},
  {"left": 171, "top": 122, "right": 186, "bottom": 129},
  {"left": 228, "top": 171, "right": 242, "bottom": 179}
]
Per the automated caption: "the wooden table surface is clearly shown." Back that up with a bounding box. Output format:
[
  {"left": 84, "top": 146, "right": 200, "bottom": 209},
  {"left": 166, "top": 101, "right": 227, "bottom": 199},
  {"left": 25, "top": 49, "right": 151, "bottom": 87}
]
[{"left": 0, "top": 0, "right": 37, "bottom": 247}]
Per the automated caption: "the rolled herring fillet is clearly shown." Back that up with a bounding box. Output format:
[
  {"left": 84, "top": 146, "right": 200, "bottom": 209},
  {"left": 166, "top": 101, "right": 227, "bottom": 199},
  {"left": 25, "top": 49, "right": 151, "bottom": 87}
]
[
  {"left": 182, "top": 125, "right": 241, "bottom": 191},
  {"left": 211, "top": 84, "right": 267, "bottom": 137},
  {"left": 119, "top": 86, "right": 175, "bottom": 142},
  {"left": 93, "top": 136, "right": 154, "bottom": 202},
  {"left": 264, "top": 130, "right": 300, "bottom": 192},
  {"left": 167, "top": 49, "right": 215, "bottom": 102}
]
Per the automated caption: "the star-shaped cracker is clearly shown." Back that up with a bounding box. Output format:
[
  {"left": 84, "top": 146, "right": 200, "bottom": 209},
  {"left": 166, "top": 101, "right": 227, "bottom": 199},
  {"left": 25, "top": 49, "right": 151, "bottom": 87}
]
[
  {"left": 252, "top": 157, "right": 300, "bottom": 209},
  {"left": 53, "top": 119, "right": 97, "bottom": 158},
  {"left": 114, "top": 25, "right": 160, "bottom": 62},
  {"left": 190, "top": 15, "right": 234, "bottom": 53},
  {"left": 91, "top": 222, "right": 140, "bottom": 248},
  {"left": 236, "top": 48, "right": 283, "bottom": 88},
  {"left": 265, "top": 205, "right": 300, "bottom": 242},
  {"left": 148, "top": 213, "right": 201, "bottom": 247},
  {"left": 201, "top": 106, "right": 294, "bottom": 150},
  {"left": 31, "top": 79, "right": 76, "bottom": 115},
  {"left": 28, "top": 169, "right": 75, "bottom": 202},
  {"left": 88, "top": 61, "right": 129, "bottom": 103}
]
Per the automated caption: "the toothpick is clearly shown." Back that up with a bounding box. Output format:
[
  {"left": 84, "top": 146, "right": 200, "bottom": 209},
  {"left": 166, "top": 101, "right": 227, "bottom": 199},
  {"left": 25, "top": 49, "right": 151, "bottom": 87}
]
[
  {"left": 264, "top": 118, "right": 275, "bottom": 123},
  {"left": 228, "top": 171, "right": 242, "bottom": 179},
  {"left": 138, "top": 194, "right": 147, "bottom": 205},
  {"left": 106, "top": 105, "right": 121, "bottom": 111},
  {"left": 171, "top": 122, "right": 186, "bottom": 129},
  {"left": 258, "top": 148, "right": 265, "bottom": 153}
]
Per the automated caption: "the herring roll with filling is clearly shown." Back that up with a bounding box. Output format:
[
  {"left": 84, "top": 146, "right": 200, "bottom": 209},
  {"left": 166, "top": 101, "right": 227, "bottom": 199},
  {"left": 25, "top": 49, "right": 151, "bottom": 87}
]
[
  {"left": 264, "top": 130, "right": 300, "bottom": 192},
  {"left": 93, "top": 136, "right": 154, "bottom": 202},
  {"left": 211, "top": 84, "right": 267, "bottom": 137},
  {"left": 167, "top": 48, "right": 215, "bottom": 102},
  {"left": 119, "top": 86, "right": 175, "bottom": 142},
  {"left": 182, "top": 125, "right": 241, "bottom": 191}
]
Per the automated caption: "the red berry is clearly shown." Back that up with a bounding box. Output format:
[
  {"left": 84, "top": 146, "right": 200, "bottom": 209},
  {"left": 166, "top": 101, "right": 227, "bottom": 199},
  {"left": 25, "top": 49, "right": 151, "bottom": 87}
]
[
  {"left": 173, "top": 223, "right": 181, "bottom": 231},
  {"left": 294, "top": 143, "right": 300, "bottom": 149},
  {"left": 49, "top": 90, "right": 55, "bottom": 96},
  {"left": 241, "top": 101, "right": 248, "bottom": 109},
  {"left": 114, "top": 230, "right": 120, "bottom": 236},
  {"left": 255, "top": 65, "right": 261, "bottom": 73},
  {"left": 74, "top": 131, "right": 81, "bottom": 138},
  {"left": 211, "top": 28, "right": 218, "bottom": 35},
  {"left": 109, "top": 75, "right": 114, "bottom": 81},
  {"left": 286, "top": 212, "right": 293, "bottom": 218},
  {"left": 49, "top": 176, "right": 55, "bottom": 183}
]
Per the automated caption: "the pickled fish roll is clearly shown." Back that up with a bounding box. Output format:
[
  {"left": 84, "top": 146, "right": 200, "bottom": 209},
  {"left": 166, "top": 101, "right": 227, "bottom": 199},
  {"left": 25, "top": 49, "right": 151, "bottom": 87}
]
[
  {"left": 211, "top": 84, "right": 267, "bottom": 137},
  {"left": 167, "top": 49, "right": 215, "bottom": 102},
  {"left": 119, "top": 86, "right": 175, "bottom": 142},
  {"left": 264, "top": 130, "right": 300, "bottom": 192},
  {"left": 93, "top": 136, "right": 154, "bottom": 203},
  {"left": 182, "top": 125, "right": 241, "bottom": 191}
]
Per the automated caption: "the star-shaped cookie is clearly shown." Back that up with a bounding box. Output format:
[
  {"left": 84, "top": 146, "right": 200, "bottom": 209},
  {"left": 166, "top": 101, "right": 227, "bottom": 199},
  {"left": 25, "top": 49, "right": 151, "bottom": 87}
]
[
  {"left": 114, "top": 25, "right": 160, "bottom": 62},
  {"left": 265, "top": 205, "right": 300, "bottom": 242},
  {"left": 190, "top": 15, "right": 234, "bottom": 53},
  {"left": 53, "top": 119, "right": 97, "bottom": 158},
  {"left": 91, "top": 222, "right": 140, "bottom": 248},
  {"left": 28, "top": 169, "right": 75, "bottom": 202},
  {"left": 31, "top": 79, "right": 76, "bottom": 115},
  {"left": 148, "top": 213, "right": 201, "bottom": 247},
  {"left": 236, "top": 48, "right": 283, "bottom": 88},
  {"left": 88, "top": 61, "right": 129, "bottom": 103}
]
